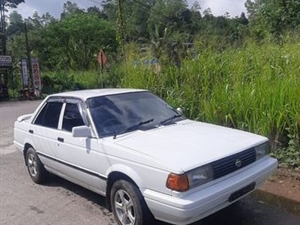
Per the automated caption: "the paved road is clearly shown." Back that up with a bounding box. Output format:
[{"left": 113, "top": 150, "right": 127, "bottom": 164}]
[{"left": 1, "top": 100, "right": 300, "bottom": 225}]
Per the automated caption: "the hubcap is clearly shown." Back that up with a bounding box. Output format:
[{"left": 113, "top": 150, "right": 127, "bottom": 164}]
[
  {"left": 27, "top": 153, "right": 38, "bottom": 177},
  {"left": 114, "top": 189, "right": 135, "bottom": 225}
]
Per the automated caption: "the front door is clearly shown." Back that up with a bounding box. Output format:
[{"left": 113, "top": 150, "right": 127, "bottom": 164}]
[{"left": 55, "top": 101, "right": 107, "bottom": 195}]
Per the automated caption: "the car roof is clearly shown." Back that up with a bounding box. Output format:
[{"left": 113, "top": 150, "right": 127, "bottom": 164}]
[{"left": 49, "top": 88, "right": 147, "bottom": 101}]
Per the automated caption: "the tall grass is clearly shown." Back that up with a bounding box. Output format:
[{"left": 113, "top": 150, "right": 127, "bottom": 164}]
[
  {"left": 40, "top": 40, "right": 300, "bottom": 165},
  {"left": 42, "top": 70, "right": 104, "bottom": 93},
  {"left": 114, "top": 41, "right": 300, "bottom": 154}
]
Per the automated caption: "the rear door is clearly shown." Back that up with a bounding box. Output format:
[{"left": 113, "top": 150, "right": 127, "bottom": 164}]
[{"left": 30, "top": 99, "right": 64, "bottom": 169}]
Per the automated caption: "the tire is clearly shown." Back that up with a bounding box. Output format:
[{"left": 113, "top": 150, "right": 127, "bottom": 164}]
[
  {"left": 25, "top": 147, "right": 48, "bottom": 184},
  {"left": 111, "top": 180, "right": 152, "bottom": 225}
]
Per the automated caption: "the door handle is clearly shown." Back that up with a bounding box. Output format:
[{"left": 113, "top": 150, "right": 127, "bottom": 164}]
[
  {"left": 57, "top": 137, "right": 64, "bottom": 143},
  {"left": 29, "top": 129, "right": 34, "bottom": 134}
]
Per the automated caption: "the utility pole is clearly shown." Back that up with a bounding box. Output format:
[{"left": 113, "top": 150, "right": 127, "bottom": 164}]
[
  {"left": 117, "top": 0, "right": 124, "bottom": 45},
  {"left": 117, "top": 0, "right": 125, "bottom": 59},
  {"left": 0, "top": 0, "right": 9, "bottom": 99},
  {"left": 24, "top": 22, "right": 33, "bottom": 89},
  {"left": 0, "top": 0, "right": 6, "bottom": 55}
]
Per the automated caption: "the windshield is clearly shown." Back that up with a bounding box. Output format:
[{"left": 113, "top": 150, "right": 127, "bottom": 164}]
[{"left": 87, "top": 91, "right": 183, "bottom": 137}]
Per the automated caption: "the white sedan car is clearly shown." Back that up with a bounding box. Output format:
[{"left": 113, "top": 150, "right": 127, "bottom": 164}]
[{"left": 14, "top": 89, "right": 278, "bottom": 225}]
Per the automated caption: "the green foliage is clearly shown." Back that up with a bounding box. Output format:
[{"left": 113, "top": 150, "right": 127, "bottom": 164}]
[
  {"left": 60, "top": 1, "right": 85, "bottom": 19},
  {"left": 6, "top": 11, "right": 24, "bottom": 36},
  {"left": 5, "top": 0, "right": 300, "bottom": 168},
  {"left": 6, "top": 8, "right": 117, "bottom": 71},
  {"left": 6, "top": 0, "right": 253, "bottom": 72},
  {"left": 147, "top": 0, "right": 188, "bottom": 34},
  {"left": 42, "top": 13, "right": 117, "bottom": 70},
  {"left": 272, "top": 137, "right": 300, "bottom": 168},
  {"left": 26, "top": 12, "right": 57, "bottom": 29},
  {"left": 102, "top": 0, "right": 155, "bottom": 41},
  {"left": 23, "top": 13, "right": 116, "bottom": 71},
  {"left": 3, "top": 0, "right": 24, "bottom": 8},
  {"left": 41, "top": 70, "right": 103, "bottom": 93},
  {"left": 245, "top": 0, "right": 300, "bottom": 38},
  {"left": 107, "top": 40, "right": 300, "bottom": 165}
]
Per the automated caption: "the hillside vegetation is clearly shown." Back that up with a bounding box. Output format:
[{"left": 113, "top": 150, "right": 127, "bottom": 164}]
[{"left": 5, "top": 0, "right": 300, "bottom": 167}]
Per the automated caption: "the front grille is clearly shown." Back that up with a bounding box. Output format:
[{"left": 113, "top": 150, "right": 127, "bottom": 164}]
[{"left": 212, "top": 148, "right": 256, "bottom": 179}]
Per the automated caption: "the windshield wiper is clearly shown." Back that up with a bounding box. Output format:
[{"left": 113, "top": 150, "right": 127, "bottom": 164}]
[
  {"left": 113, "top": 118, "right": 154, "bottom": 139},
  {"left": 160, "top": 114, "right": 182, "bottom": 126}
]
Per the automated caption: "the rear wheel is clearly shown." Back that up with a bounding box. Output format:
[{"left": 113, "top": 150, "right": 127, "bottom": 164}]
[
  {"left": 111, "top": 180, "right": 152, "bottom": 225},
  {"left": 25, "top": 147, "right": 48, "bottom": 184}
]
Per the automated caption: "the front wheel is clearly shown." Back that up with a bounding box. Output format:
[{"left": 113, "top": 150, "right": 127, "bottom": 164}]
[
  {"left": 25, "top": 147, "right": 48, "bottom": 184},
  {"left": 111, "top": 180, "right": 152, "bottom": 225}
]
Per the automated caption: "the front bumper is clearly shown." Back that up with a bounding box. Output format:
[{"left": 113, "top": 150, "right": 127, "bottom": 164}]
[{"left": 144, "top": 156, "right": 278, "bottom": 225}]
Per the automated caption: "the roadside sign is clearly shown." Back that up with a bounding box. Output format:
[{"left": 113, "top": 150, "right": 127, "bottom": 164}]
[
  {"left": 0, "top": 55, "right": 12, "bottom": 68},
  {"left": 97, "top": 50, "right": 107, "bottom": 69},
  {"left": 31, "top": 58, "right": 41, "bottom": 93},
  {"left": 21, "top": 59, "right": 29, "bottom": 87}
]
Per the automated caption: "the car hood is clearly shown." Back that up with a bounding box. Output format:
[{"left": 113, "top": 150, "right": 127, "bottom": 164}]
[{"left": 114, "top": 120, "right": 267, "bottom": 173}]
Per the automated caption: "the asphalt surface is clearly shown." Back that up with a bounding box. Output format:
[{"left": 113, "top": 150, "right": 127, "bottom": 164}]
[{"left": 0, "top": 100, "right": 300, "bottom": 225}]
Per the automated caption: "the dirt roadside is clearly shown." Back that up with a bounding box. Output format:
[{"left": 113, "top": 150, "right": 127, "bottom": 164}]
[{"left": 252, "top": 166, "right": 300, "bottom": 215}]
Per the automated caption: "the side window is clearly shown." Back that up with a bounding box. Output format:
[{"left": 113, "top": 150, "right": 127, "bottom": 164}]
[
  {"left": 62, "top": 103, "right": 85, "bottom": 132},
  {"left": 34, "top": 101, "right": 63, "bottom": 129}
]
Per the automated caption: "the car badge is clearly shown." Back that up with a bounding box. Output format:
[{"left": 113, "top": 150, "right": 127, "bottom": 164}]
[{"left": 235, "top": 159, "right": 242, "bottom": 168}]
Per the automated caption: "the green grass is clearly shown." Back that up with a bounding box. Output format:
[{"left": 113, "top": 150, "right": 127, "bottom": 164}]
[
  {"left": 38, "top": 40, "right": 300, "bottom": 166},
  {"left": 115, "top": 41, "right": 300, "bottom": 164}
]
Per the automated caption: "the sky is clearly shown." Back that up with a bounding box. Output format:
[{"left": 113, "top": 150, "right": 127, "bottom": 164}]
[{"left": 10, "top": 0, "right": 247, "bottom": 19}]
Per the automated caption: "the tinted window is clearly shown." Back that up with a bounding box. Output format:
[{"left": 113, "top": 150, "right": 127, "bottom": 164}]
[
  {"left": 87, "top": 91, "right": 182, "bottom": 137},
  {"left": 34, "top": 101, "right": 63, "bottom": 129},
  {"left": 62, "top": 103, "right": 85, "bottom": 132}
]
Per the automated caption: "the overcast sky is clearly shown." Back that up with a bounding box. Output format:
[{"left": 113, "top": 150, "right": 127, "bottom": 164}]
[{"left": 11, "top": 0, "right": 247, "bottom": 19}]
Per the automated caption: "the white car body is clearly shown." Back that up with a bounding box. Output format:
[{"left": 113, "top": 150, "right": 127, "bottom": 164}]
[{"left": 14, "top": 89, "right": 278, "bottom": 225}]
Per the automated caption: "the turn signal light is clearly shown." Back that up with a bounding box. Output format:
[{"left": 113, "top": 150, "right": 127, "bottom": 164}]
[{"left": 166, "top": 173, "right": 189, "bottom": 192}]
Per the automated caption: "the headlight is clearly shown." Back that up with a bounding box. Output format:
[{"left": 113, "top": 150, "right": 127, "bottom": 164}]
[
  {"left": 187, "top": 164, "right": 214, "bottom": 188},
  {"left": 255, "top": 141, "right": 271, "bottom": 160},
  {"left": 166, "top": 164, "right": 214, "bottom": 192}
]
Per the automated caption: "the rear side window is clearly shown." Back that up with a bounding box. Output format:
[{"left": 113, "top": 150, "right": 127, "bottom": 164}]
[
  {"left": 34, "top": 102, "right": 63, "bottom": 129},
  {"left": 62, "top": 103, "right": 85, "bottom": 132}
]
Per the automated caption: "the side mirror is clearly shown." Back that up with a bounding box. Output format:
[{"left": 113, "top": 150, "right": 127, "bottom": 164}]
[{"left": 72, "top": 126, "right": 92, "bottom": 138}]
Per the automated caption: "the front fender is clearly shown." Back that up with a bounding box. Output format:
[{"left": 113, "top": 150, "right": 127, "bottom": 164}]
[{"left": 106, "top": 164, "right": 145, "bottom": 190}]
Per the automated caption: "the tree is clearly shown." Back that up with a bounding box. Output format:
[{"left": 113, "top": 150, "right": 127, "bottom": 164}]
[
  {"left": 123, "top": 0, "right": 155, "bottom": 40},
  {"left": 41, "top": 13, "right": 117, "bottom": 70},
  {"left": 6, "top": 4, "right": 117, "bottom": 72},
  {"left": 3, "top": 0, "right": 24, "bottom": 8},
  {"left": 102, "top": 0, "right": 156, "bottom": 41},
  {"left": 147, "top": 0, "right": 188, "bottom": 33},
  {"left": 87, "top": 6, "right": 107, "bottom": 19},
  {"left": 245, "top": 0, "right": 300, "bottom": 37},
  {"left": 203, "top": 7, "right": 213, "bottom": 20},
  {"left": 102, "top": 0, "right": 118, "bottom": 22},
  {"left": 6, "top": 11, "right": 23, "bottom": 36},
  {"left": 147, "top": 0, "right": 189, "bottom": 43},
  {"left": 191, "top": 0, "right": 201, "bottom": 12},
  {"left": 26, "top": 12, "right": 56, "bottom": 30},
  {"left": 239, "top": 12, "right": 248, "bottom": 25},
  {"left": 7, "top": 11, "right": 53, "bottom": 70},
  {"left": 1, "top": 0, "right": 24, "bottom": 55},
  {"left": 60, "top": 1, "right": 84, "bottom": 19},
  {"left": 41, "top": 12, "right": 57, "bottom": 26},
  {"left": 189, "top": 1, "right": 202, "bottom": 34},
  {"left": 8, "top": 9, "right": 22, "bottom": 23}
]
